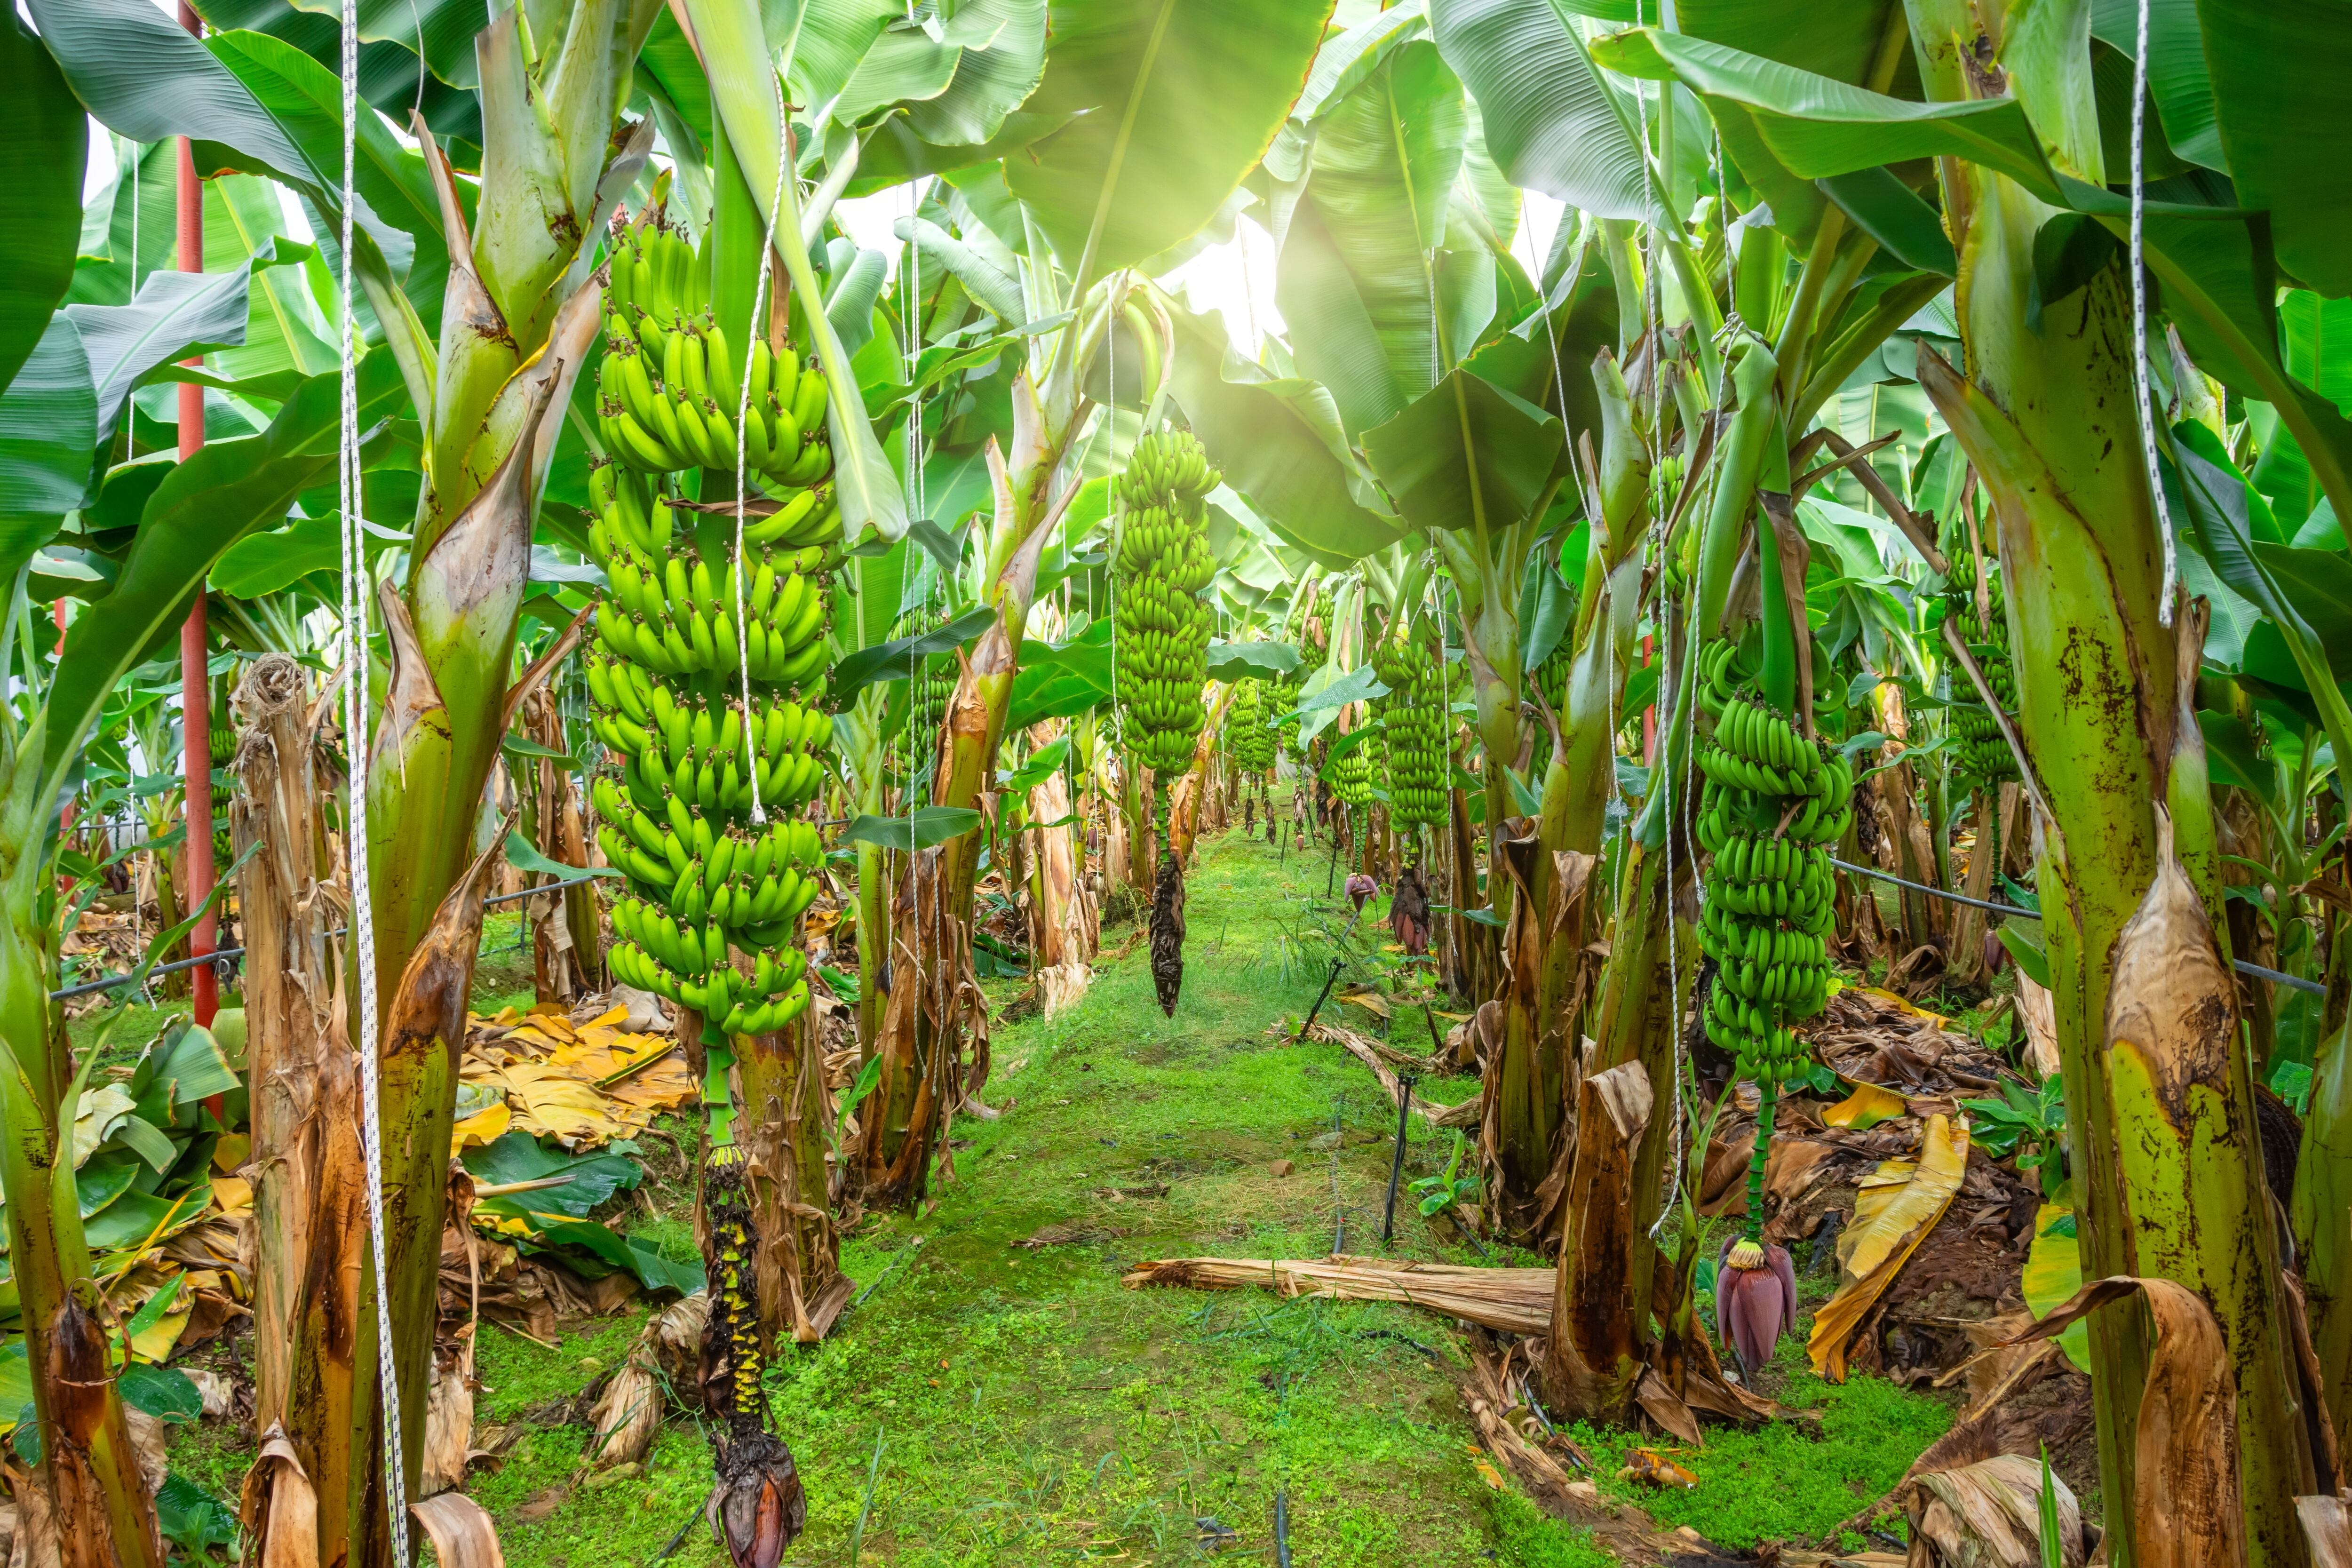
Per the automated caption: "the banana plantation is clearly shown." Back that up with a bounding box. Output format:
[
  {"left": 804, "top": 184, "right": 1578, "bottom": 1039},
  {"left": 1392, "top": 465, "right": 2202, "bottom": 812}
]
[{"left": 3, "top": 0, "right": 2350, "bottom": 1562}]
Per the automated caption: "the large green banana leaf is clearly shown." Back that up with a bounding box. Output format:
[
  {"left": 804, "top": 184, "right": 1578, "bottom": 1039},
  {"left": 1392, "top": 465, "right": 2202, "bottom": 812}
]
[
  {"left": 1428, "top": 0, "right": 1662, "bottom": 226},
  {"left": 1168, "top": 305, "right": 1403, "bottom": 569},
  {"left": 2192, "top": 0, "right": 2352, "bottom": 298},
  {"left": 0, "top": 16, "right": 86, "bottom": 403},
  {"left": 1004, "top": 0, "right": 1333, "bottom": 279},
  {"left": 37, "top": 352, "right": 408, "bottom": 802},
  {"left": 1361, "top": 368, "right": 1562, "bottom": 535},
  {"left": 1277, "top": 41, "right": 1469, "bottom": 438},
  {"left": 1595, "top": 25, "right": 2352, "bottom": 561}
]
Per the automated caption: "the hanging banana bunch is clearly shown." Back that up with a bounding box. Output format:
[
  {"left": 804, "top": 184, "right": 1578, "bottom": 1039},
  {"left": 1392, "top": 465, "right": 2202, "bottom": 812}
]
[
  {"left": 208, "top": 671, "right": 235, "bottom": 866},
  {"left": 1939, "top": 513, "right": 2018, "bottom": 784},
  {"left": 583, "top": 461, "right": 836, "bottom": 1036},
  {"left": 1693, "top": 639, "right": 1853, "bottom": 1375},
  {"left": 1329, "top": 726, "right": 1373, "bottom": 815},
  {"left": 586, "top": 204, "right": 843, "bottom": 1567},
  {"left": 1112, "top": 428, "right": 1219, "bottom": 1016},
  {"left": 1228, "top": 679, "right": 1275, "bottom": 780},
  {"left": 597, "top": 221, "right": 835, "bottom": 486},
  {"left": 1372, "top": 621, "right": 1446, "bottom": 832}
]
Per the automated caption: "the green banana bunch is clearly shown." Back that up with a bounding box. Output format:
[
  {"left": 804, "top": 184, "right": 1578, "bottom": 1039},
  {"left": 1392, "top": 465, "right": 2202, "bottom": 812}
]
[
  {"left": 582, "top": 459, "right": 837, "bottom": 1036},
  {"left": 1328, "top": 735, "right": 1373, "bottom": 811},
  {"left": 585, "top": 470, "right": 839, "bottom": 686},
  {"left": 598, "top": 222, "right": 834, "bottom": 486},
  {"left": 1692, "top": 640, "right": 1853, "bottom": 1085},
  {"left": 1227, "top": 680, "right": 1276, "bottom": 777},
  {"left": 1372, "top": 625, "right": 1447, "bottom": 828},
  {"left": 209, "top": 674, "right": 236, "bottom": 861},
  {"left": 1953, "top": 645, "right": 2017, "bottom": 781},
  {"left": 1532, "top": 625, "right": 1576, "bottom": 714},
  {"left": 1938, "top": 519, "right": 2018, "bottom": 784},
  {"left": 916, "top": 653, "right": 954, "bottom": 750},
  {"left": 1113, "top": 430, "right": 1221, "bottom": 785}
]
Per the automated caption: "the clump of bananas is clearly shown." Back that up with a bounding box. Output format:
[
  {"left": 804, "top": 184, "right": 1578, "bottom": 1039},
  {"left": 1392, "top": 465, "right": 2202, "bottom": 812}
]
[
  {"left": 1692, "top": 641, "right": 1854, "bottom": 1088},
  {"left": 1228, "top": 679, "right": 1276, "bottom": 778},
  {"left": 209, "top": 677, "right": 235, "bottom": 862},
  {"left": 597, "top": 220, "right": 834, "bottom": 485},
  {"left": 1372, "top": 625, "right": 1446, "bottom": 828},
  {"left": 1114, "top": 429, "right": 1220, "bottom": 1019},
  {"left": 1940, "top": 537, "right": 2017, "bottom": 784},
  {"left": 587, "top": 470, "right": 840, "bottom": 685},
  {"left": 1112, "top": 430, "right": 1219, "bottom": 787},
  {"left": 1532, "top": 640, "right": 1571, "bottom": 715},
  {"left": 1329, "top": 732, "right": 1373, "bottom": 813},
  {"left": 582, "top": 459, "right": 831, "bottom": 1038}
]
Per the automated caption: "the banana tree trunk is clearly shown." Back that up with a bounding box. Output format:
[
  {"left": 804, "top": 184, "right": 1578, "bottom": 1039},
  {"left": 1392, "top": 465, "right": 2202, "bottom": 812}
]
[
  {"left": 1484, "top": 349, "right": 1655, "bottom": 1242},
  {"left": 739, "top": 1004, "right": 844, "bottom": 1342},
  {"left": 1915, "top": 94, "right": 2317, "bottom": 1550},
  {"left": 864, "top": 392, "right": 1074, "bottom": 1205},
  {"left": 0, "top": 793, "right": 162, "bottom": 1566},
  {"left": 230, "top": 654, "right": 378, "bottom": 1566},
  {"left": 0, "top": 955, "right": 163, "bottom": 1568},
  {"left": 349, "top": 13, "right": 652, "bottom": 1546},
  {"left": 1543, "top": 832, "right": 1687, "bottom": 1418},
  {"left": 522, "top": 688, "right": 599, "bottom": 1000},
  {"left": 1026, "top": 721, "right": 1097, "bottom": 984}
]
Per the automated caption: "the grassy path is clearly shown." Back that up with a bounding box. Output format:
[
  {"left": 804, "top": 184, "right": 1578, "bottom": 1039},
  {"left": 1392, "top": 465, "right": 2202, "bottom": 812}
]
[{"left": 171, "top": 823, "right": 1949, "bottom": 1564}]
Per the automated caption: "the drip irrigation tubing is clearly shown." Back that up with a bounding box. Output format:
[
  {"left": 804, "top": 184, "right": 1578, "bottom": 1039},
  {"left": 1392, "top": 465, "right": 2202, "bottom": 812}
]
[
  {"left": 1829, "top": 856, "right": 2326, "bottom": 996},
  {"left": 50, "top": 871, "right": 609, "bottom": 1001}
]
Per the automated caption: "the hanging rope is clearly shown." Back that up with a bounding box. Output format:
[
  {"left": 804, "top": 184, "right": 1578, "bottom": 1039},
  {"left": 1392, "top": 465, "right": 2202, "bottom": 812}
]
[
  {"left": 126, "top": 137, "right": 140, "bottom": 462},
  {"left": 1624, "top": 8, "right": 1688, "bottom": 1235},
  {"left": 731, "top": 91, "right": 794, "bottom": 827},
  {"left": 339, "top": 0, "right": 407, "bottom": 1556},
  {"left": 2129, "top": 0, "right": 2179, "bottom": 626}
]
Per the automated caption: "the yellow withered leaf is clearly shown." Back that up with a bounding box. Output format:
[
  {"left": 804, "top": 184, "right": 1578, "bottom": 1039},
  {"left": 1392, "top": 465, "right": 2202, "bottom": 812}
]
[
  {"left": 1821, "top": 1081, "right": 1908, "bottom": 1130},
  {"left": 1859, "top": 987, "right": 1955, "bottom": 1028},
  {"left": 582, "top": 1005, "right": 630, "bottom": 1030},
  {"left": 605, "top": 1053, "right": 696, "bottom": 1115},
  {"left": 211, "top": 1133, "right": 251, "bottom": 1174},
  {"left": 492, "top": 1060, "right": 629, "bottom": 1148},
  {"left": 453, "top": 1100, "right": 513, "bottom": 1150},
  {"left": 1809, "top": 1113, "right": 1971, "bottom": 1380},
  {"left": 210, "top": 1176, "right": 254, "bottom": 1218},
  {"left": 2022, "top": 1203, "right": 2091, "bottom": 1373},
  {"left": 130, "top": 1304, "right": 190, "bottom": 1363}
]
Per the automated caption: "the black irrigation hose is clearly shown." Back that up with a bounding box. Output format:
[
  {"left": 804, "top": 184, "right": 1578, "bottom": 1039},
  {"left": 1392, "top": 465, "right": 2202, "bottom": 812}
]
[
  {"left": 1829, "top": 856, "right": 2327, "bottom": 997},
  {"left": 1381, "top": 1073, "right": 1419, "bottom": 1246},
  {"left": 1294, "top": 957, "right": 1344, "bottom": 1043},
  {"left": 49, "top": 872, "right": 608, "bottom": 1001}
]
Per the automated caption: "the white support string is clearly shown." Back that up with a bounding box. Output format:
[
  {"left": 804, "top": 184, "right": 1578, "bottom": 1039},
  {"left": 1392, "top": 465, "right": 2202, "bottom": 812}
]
[
  {"left": 2129, "top": 0, "right": 2178, "bottom": 627},
  {"left": 339, "top": 0, "right": 406, "bottom": 1557},
  {"left": 127, "top": 138, "right": 139, "bottom": 462},
  {"left": 732, "top": 91, "right": 794, "bottom": 827}
]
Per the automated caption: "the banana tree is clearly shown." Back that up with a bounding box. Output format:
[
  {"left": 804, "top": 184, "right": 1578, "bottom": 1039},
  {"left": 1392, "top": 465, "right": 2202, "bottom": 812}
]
[
  {"left": 0, "top": 356, "right": 405, "bottom": 1568},
  {"left": 1599, "top": 1, "right": 2349, "bottom": 1549}
]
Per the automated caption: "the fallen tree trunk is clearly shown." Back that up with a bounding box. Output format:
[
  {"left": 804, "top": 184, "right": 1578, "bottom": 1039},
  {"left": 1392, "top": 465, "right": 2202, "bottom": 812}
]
[{"left": 1122, "top": 1255, "right": 1550, "bottom": 1335}]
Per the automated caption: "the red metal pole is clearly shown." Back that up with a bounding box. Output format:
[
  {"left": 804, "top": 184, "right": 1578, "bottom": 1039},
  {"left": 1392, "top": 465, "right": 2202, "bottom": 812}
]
[{"left": 177, "top": 0, "right": 218, "bottom": 1035}]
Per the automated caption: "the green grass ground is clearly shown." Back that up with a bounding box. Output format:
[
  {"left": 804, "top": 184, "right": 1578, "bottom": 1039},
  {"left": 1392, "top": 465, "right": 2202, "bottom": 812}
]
[{"left": 160, "top": 822, "right": 1953, "bottom": 1565}]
